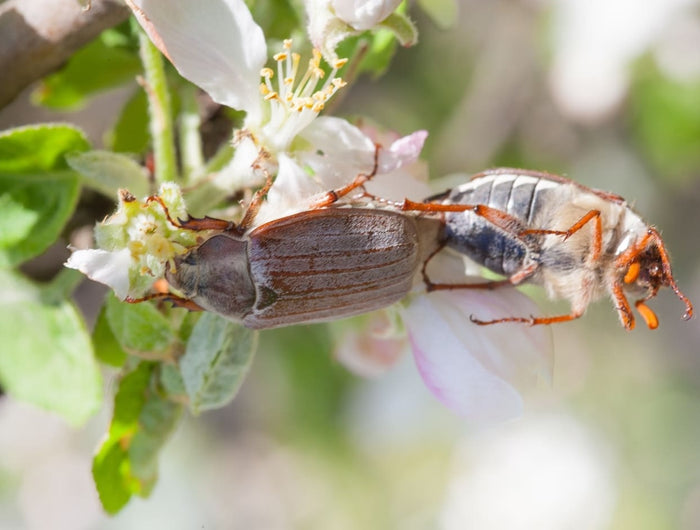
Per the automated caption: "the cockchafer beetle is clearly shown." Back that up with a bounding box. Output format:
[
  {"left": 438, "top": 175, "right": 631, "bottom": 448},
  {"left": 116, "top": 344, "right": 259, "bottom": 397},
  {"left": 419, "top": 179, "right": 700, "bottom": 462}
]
[
  {"left": 395, "top": 168, "right": 694, "bottom": 330},
  {"left": 128, "top": 162, "right": 443, "bottom": 330}
]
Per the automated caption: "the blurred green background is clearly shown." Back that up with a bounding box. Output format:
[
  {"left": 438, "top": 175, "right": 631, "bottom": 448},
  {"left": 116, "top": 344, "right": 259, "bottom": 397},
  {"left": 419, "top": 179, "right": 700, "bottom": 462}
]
[{"left": 1, "top": 0, "right": 700, "bottom": 528}]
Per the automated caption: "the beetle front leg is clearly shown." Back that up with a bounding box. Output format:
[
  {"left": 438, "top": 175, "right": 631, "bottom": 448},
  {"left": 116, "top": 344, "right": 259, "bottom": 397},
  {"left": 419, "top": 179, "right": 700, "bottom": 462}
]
[
  {"left": 145, "top": 195, "right": 235, "bottom": 232},
  {"left": 125, "top": 292, "right": 205, "bottom": 312},
  {"left": 237, "top": 165, "right": 275, "bottom": 231},
  {"left": 611, "top": 282, "right": 636, "bottom": 330}
]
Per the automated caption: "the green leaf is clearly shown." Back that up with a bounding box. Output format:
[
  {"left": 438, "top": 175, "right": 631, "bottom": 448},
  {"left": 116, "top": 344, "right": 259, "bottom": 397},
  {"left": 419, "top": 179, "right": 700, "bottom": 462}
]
[
  {"left": 107, "top": 89, "right": 150, "bottom": 154},
  {"left": 33, "top": 35, "right": 141, "bottom": 110},
  {"left": 0, "top": 125, "right": 89, "bottom": 267},
  {"left": 0, "top": 270, "right": 102, "bottom": 426},
  {"left": 92, "top": 438, "right": 133, "bottom": 515},
  {"left": 129, "top": 394, "right": 181, "bottom": 485},
  {"left": 380, "top": 12, "right": 418, "bottom": 47},
  {"left": 0, "top": 124, "right": 89, "bottom": 173},
  {"left": 105, "top": 294, "right": 176, "bottom": 355},
  {"left": 93, "top": 304, "right": 128, "bottom": 367},
  {"left": 93, "top": 362, "right": 182, "bottom": 513},
  {"left": 337, "top": 31, "right": 398, "bottom": 79},
  {"left": 66, "top": 150, "right": 150, "bottom": 199},
  {"left": 93, "top": 362, "right": 152, "bottom": 514},
  {"left": 111, "top": 362, "right": 153, "bottom": 437},
  {"left": 180, "top": 313, "right": 258, "bottom": 414},
  {"left": 159, "top": 363, "right": 187, "bottom": 398}
]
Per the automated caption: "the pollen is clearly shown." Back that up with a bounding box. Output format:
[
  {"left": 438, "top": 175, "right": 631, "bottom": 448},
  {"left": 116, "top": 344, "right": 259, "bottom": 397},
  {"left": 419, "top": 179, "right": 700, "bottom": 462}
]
[{"left": 257, "top": 39, "right": 348, "bottom": 150}]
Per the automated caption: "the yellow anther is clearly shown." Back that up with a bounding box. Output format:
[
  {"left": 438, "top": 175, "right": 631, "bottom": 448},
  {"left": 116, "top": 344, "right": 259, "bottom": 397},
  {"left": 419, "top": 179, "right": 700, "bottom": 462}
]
[
  {"left": 283, "top": 39, "right": 293, "bottom": 49},
  {"left": 264, "top": 92, "right": 279, "bottom": 101},
  {"left": 260, "top": 84, "right": 270, "bottom": 95},
  {"left": 260, "top": 67, "right": 274, "bottom": 78},
  {"left": 331, "top": 78, "right": 347, "bottom": 89},
  {"left": 284, "top": 77, "right": 294, "bottom": 85},
  {"left": 333, "top": 58, "right": 348, "bottom": 69},
  {"left": 312, "top": 102, "right": 324, "bottom": 112},
  {"left": 273, "top": 52, "right": 288, "bottom": 62}
]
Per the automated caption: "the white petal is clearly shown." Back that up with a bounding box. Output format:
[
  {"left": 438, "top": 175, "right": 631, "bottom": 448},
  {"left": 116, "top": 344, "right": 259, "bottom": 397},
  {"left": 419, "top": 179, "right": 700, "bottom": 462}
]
[
  {"left": 254, "top": 154, "right": 324, "bottom": 225},
  {"left": 403, "top": 289, "right": 553, "bottom": 423},
  {"left": 65, "top": 249, "right": 132, "bottom": 300},
  {"left": 332, "top": 0, "right": 402, "bottom": 30},
  {"left": 299, "top": 117, "right": 376, "bottom": 188},
  {"left": 127, "top": 0, "right": 266, "bottom": 119}
]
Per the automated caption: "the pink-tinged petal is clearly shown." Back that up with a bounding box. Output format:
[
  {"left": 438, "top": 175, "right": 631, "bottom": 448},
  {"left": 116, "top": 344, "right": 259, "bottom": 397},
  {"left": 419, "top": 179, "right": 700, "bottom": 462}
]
[
  {"left": 334, "top": 328, "right": 406, "bottom": 378},
  {"left": 127, "top": 0, "right": 266, "bottom": 119},
  {"left": 376, "top": 130, "right": 428, "bottom": 174},
  {"left": 403, "top": 289, "right": 553, "bottom": 423},
  {"left": 333, "top": 309, "right": 407, "bottom": 377},
  {"left": 65, "top": 249, "right": 132, "bottom": 299},
  {"left": 332, "top": 0, "right": 402, "bottom": 30}
]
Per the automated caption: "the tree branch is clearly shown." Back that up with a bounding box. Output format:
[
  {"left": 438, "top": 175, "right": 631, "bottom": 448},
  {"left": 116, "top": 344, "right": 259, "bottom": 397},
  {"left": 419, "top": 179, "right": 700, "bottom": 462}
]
[{"left": 0, "top": 0, "right": 130, "bottom": 109}]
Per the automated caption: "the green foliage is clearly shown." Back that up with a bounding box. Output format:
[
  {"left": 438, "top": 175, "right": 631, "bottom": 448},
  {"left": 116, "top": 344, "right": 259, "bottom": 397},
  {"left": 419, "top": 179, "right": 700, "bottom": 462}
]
[
  {"left": 0, "top": 125, "right": 88, "bottom": 268},
  {"left": 630, "top": 61, "right": 700, "bottom": 183},
  {"left": 92, "top": 304, "right": 128, "bottom": 368},
  {"left": 66, "top": 150, "right": 150, "bottom": 199},
  {"left": 0, "top": 270, "right": 102, "bottom": 426},
  {"left": 93, "top": 362, "right": 182, "bottom": 514},
  {"left": 33, "top": 26, "right": 141, "bottom": 110},
  {"left": 104, "top": 294, "right": 176, "bottom": 356},
  {"left": 107, "top": 89, "right": 150, "bottom": 154},
  {"left": 180, "top": 312, "right": 258, "bottom": 414}
]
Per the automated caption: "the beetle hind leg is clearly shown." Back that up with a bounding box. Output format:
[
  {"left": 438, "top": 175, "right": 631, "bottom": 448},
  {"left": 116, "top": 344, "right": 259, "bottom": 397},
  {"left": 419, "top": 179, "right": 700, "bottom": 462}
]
[{"left": 469, "top": 310, "right": 583, "bottom": 326}]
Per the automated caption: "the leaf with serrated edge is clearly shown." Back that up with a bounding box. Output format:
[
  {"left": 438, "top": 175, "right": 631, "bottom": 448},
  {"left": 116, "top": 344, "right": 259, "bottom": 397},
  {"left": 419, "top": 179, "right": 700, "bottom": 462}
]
[{"left": 180, "top": 313, "right": 258, "bottom": 414}]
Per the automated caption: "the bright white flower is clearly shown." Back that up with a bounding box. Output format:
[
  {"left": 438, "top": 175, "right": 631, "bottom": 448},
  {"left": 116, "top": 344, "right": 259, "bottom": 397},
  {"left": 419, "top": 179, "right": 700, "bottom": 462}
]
[
  {"left": 305, "top": 0, "right": 416, "bottom": 62},
  {"left": 333, "top": 0, "right": 403, "bottom": 31},
  {"left": 127, "top": 0, "right": 421, "bottom": 218}
]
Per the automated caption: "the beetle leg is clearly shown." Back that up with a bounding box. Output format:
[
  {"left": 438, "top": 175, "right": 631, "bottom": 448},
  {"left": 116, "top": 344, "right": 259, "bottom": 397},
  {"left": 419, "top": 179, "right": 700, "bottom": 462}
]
[
  {"left": 469, "top": 310, "right": 583, "bottom": 326},
  {"left": 125, "top": 292, "right": 205, "bottom": 312},
  {"left": 425, "top": 261, "right": 537, "bottom": 291},
  {"left": 401, "top": 200, "right": 526, "bottom": 233},
  {"left": 309, "top": 144, "right": 380, "bottom": 208},
  {"left": 145, "top": 195, "right": 235, "bottom": 232},
  {"left": 237, "top": 166, "right": 275, "bottom": 231},
  {"left": 611, "top": 282, "right": 636, "bottom": 330},
  {"left": 519, "top": 209, "right": 602, "bottom": 263}
]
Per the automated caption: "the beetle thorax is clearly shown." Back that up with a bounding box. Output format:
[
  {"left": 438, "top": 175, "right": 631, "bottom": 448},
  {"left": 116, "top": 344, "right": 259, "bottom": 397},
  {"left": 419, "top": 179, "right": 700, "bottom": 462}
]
[{"left": 167, "top": 234, "right": 257, "bottom": 321}]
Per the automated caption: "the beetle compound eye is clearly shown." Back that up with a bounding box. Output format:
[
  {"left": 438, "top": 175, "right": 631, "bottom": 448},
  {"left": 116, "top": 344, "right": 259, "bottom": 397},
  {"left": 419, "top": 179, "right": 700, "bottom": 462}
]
[{"left": 623, "top": 262, "right": 640, "bottom": 284}]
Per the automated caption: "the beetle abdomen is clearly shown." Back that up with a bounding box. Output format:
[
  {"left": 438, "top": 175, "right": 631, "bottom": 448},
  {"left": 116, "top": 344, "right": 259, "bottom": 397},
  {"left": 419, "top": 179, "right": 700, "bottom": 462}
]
[
  {"left": 244, "top": 208, "right": 419, "bottom": 329},
  {"left": 448, "top": 170, "right": 561, "bottom": 224}
]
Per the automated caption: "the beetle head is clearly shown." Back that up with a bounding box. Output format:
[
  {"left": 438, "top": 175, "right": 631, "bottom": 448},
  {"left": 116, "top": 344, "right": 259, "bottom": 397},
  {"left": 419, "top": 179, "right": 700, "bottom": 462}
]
[
  {"left": 166, "top": 234, "right": 256, "bottom": 321},
  {"left": 620, "top": 229, "right": 693, "bottom": 328}
]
